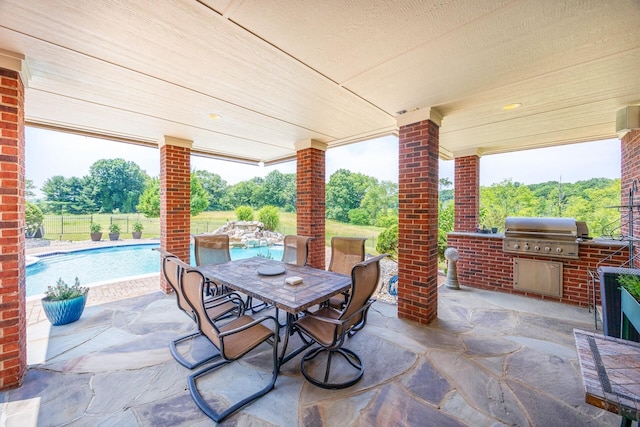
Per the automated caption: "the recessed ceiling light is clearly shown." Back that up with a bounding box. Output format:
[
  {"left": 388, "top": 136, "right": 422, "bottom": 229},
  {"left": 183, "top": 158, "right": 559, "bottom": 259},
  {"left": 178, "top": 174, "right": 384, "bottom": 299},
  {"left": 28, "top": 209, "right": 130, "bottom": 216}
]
[
  {"left": 208, "top": 113, "right": 221, "bottom": 120},
  {"left": 501, "top": 103, "right": 522, "bottom": 111}
]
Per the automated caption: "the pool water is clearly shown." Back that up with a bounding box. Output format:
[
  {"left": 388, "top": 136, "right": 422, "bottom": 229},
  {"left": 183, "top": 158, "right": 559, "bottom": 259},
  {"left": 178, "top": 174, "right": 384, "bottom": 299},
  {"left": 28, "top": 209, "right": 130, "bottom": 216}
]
[{"left": 26, "top": 243, "right": 283, "bottom": 297}]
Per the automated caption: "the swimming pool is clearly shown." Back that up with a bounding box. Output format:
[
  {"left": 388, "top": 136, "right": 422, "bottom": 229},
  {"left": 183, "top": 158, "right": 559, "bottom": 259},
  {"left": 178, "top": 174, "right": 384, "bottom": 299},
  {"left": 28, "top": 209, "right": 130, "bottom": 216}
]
[{"left": 26, "top": 243, "right": 283, "bottom": 298}]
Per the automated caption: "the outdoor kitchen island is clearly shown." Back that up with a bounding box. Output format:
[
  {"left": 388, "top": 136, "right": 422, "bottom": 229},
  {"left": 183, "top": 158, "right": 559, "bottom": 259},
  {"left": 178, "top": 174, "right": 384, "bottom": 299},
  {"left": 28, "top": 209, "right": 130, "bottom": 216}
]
[{"left": 446, "top": 230, "right": 628, "bottom": 308}]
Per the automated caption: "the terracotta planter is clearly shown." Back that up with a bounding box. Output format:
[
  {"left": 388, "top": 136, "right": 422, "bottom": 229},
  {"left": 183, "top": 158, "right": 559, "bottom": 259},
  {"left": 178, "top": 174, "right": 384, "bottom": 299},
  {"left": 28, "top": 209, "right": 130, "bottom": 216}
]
[
  {"left": 90, "top": 232, "right": 102, "bottom": 241},
  {"left": 41, "top": 294, "right": 87, "bottom": 326}
]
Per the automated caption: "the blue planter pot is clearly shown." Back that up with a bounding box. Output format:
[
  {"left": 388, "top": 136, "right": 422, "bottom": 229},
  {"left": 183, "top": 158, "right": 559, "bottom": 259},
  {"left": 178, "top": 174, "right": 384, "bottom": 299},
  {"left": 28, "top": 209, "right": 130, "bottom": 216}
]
[{"left": 41, "top": 294, "right": 87, "bottom": 326}]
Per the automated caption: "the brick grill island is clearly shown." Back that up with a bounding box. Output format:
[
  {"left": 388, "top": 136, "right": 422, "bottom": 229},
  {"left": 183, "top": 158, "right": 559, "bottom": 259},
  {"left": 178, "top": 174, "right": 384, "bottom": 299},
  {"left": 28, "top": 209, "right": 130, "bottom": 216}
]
[{"left": 446, "top": 232, "right": 629, "bottom": 307}]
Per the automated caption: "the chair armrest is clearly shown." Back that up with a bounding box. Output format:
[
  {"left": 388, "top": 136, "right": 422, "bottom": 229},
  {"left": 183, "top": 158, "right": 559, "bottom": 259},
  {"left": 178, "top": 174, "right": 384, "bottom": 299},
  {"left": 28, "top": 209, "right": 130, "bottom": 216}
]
[
  {"left": 219, "top": 315, "right": 279, "bottom": 338},
  {"left": 300, "top": 299, "right": 375, "bottom": 328},
  {"left": 205, "top": 291, "right": 244, "bottom": 306}
]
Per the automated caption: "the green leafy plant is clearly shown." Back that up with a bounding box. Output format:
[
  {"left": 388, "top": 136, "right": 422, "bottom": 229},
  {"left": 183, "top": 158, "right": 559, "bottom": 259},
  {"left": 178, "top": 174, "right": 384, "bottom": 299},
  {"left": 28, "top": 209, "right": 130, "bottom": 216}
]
[
  {"left": 257, "top": 205, "right": 280, "bottom": 231},
  {"left": 256, "top": 249, "right": 274, "bottom": 259},
  {"left": 90, "top": 223, "right": 102, "bottom": 233},
  {"left": 618, "top": 274, "right": 640, "bottom": 302},
  {"left": 26, "top": 201, "right": 44, "bottom": 235},
  {"left": 376, "top": 223, "right": 398, "bottom": 258},
  {"left": 109, "top": 223, "right": 121, "bottom": 233},
  {"left": 132, "top": 221, "right": 144, "bottom": 232},
  {"left": 235, "top": 205, "right": 254, "bottom": 221},
  {"left": 44, "top": 277, "right": 88, "bottom": 301}
]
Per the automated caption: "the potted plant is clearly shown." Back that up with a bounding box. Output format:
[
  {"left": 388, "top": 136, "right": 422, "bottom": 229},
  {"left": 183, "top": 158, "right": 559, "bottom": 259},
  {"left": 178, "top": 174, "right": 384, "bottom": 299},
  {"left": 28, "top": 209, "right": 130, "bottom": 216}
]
[
  {"left": 90, "top": 223, "right": 102, "bottom": 241},
  {"left": 41, "top": 277, "right": 88, "bottom": 325},
  {"left": 617, "top": 274, "right": 640, "bottom": 340},
  {"left": 132, "top": 221, "right": 143, "bottom": 239},
  {"left": 108, "top": 223, "right": 120, "bottom": 241}
]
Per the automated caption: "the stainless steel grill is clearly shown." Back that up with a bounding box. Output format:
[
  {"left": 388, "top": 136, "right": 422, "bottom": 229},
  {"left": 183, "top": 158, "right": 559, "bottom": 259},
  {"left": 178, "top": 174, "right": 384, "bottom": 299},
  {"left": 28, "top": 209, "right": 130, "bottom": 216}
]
[{"left": 502, "top": 217, "right": 585, "bottom": 259}]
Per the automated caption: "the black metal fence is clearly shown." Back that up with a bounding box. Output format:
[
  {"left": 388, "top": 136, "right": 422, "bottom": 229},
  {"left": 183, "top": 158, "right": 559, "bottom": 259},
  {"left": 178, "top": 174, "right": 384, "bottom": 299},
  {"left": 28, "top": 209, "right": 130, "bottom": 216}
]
[
  {"left": 40, "top": 215, "right": 306, "bottom": 241},
  {"left": 42, "top": 215, "right": 144, "bottom": 235}
]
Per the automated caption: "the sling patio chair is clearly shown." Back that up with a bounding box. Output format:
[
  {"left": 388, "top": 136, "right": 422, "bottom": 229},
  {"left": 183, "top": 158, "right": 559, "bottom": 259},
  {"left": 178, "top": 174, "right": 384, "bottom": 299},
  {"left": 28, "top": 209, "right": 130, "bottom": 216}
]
[
  {"left": 181, "top": 267, "right": 280, "bottom": 423},
  {"left": 281, "top": 234, "right": 313, "bottom": 266},
  {"left": 156, "top": 247, "right": 245, "bottom": 369},
  {"left": 193, "top": 233, "right": 231, "bottom": 295},
  {"left": 247, "top": 234, "right": 314, "bottom": 314},
  {"left": 292, "top": 253, "right": 387, "bottom": 389},
  {"left": 326, "top": 236, "right": 367, "bottom": 309}
]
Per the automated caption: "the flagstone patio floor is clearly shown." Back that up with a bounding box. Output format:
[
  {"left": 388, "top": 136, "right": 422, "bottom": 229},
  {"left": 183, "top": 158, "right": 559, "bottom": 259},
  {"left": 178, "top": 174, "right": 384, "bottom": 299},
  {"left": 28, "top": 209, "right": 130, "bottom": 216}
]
[{"left": 2, "top": 269, "right": 625, "bottom": 426}]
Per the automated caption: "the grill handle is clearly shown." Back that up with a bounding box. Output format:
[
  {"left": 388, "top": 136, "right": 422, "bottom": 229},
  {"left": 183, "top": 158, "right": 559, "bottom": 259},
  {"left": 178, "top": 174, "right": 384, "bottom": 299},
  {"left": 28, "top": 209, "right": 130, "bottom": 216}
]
[{"left": 505, "top": 231, "right": 577, "bottom": 238}]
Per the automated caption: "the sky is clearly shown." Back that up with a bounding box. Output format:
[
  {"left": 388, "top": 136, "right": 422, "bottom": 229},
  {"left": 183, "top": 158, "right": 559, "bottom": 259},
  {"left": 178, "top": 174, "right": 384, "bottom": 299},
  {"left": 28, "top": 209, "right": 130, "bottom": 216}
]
[{"left": 25, "top": 127, "right": 621, "bottom": 196}]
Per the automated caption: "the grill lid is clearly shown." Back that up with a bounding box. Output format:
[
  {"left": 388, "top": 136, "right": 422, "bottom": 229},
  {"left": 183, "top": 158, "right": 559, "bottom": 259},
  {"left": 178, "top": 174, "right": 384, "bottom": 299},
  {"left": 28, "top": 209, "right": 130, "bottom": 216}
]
[{"left": 504, "top": 217, "right": 577, "bottom": 240}]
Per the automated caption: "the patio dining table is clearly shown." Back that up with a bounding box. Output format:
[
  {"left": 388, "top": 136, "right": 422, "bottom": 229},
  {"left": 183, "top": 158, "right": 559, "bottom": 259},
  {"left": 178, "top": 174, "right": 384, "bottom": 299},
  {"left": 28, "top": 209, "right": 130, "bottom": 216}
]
[
  {"left": 573, "top": 329, "right": 640, "bottom": 426},
  {"left": 196, "top": 256, "right": 351, "bottom": 364}
]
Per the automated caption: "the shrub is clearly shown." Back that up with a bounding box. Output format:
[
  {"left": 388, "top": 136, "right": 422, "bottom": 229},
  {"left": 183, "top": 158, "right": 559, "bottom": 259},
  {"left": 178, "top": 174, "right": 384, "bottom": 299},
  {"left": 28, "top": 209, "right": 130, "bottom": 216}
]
[
  {"left": 348, "top": 208, "right": 370, "bottom": 225},
  {"left": 90, "top": 223, "right": 102, "bottom": 233},
  {"left": 109, "top": 223, "right": 121, "bottom": 233},
  {"left": 258, "top": 205, "right": 280, "bottom": 231},
  {"left": 45, "top": 277, "right": 88, "bottom": 301},
  {"left": 26, "top": 201, "right": 44, "bottom": 235},
  {"left": 132, "top": 221, "right": 144, "bottom": 232},
  {"left": 375, "top": 214, "right": 397, "bottom": 229},
  {"left": 376, "top": 224, "right": 398, "bottom": 258},
  {"left": 235, "top": 205, "right": 254, "bottom": 221}
]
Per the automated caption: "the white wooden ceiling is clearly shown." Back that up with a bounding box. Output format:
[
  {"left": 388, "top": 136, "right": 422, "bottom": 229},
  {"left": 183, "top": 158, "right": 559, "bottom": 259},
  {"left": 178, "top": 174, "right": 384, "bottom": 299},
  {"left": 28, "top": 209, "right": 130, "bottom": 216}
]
[{"left": 1, "top": 0, "right": 639, "bottom": 164}]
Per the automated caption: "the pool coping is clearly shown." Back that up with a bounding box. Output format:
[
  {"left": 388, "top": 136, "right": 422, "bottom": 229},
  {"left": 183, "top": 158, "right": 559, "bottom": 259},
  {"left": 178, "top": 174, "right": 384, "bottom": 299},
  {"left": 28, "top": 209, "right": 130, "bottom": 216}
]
[{"left": 27, "top": 241, "right": 160, "bottom": 259}]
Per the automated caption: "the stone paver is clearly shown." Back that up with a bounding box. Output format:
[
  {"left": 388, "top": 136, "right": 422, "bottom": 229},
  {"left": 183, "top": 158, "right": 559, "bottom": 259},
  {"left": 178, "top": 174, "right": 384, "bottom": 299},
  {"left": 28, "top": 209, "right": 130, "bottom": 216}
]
[{"left": 6, "top": 243, "right": 624, "bottom": 426}]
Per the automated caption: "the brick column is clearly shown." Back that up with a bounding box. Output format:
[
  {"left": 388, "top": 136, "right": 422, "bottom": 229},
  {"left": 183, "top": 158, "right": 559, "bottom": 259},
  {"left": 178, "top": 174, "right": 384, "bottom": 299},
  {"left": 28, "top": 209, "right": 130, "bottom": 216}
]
[
  {"left": 159, "top": 136, "right": 192, "bottom": 293},
  {"left": 295, "top": 140, "right": 327, "bottom": 269},
  {"left": 621, "top": 129, "right": 640, "bottom": 240},
  {"left": 397, "top": 117, "right": 440, "bottom": 325},
  {"left": 454, "top": 155, "right": 480, "bottom": 232},
  {"left": 0, "top": 67, "right": 26, "bottom": 389}
]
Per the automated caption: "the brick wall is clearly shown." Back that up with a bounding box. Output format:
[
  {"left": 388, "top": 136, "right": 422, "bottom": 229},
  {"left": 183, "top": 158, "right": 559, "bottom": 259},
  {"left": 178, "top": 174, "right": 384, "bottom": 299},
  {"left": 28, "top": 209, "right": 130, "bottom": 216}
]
[
  {"left": 454, "top": 155, "right": 479, "bottom": 232},
  {"left": 620, "top": 129, "right": 640, "bottom": 239},
  {"left": 160, "top": 142, "right": 191, "bottom": 293},
  {"left": 296, "top": 147, "right": 326, "bottom": 269},
  {"left": 397, "top": 119, "right": 439, "bottom": 325},
  {"left": 0, "top": 69, "right": 26, "bottom": 390},
  {"left": 447, "top": 233, "right": 629, "bottom": 307}
]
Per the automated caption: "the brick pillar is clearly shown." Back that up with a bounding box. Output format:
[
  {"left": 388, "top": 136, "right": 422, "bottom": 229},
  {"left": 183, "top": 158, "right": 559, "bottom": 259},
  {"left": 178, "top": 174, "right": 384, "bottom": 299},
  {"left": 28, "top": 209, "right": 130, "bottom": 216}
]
[
  {"left": 0, "top": 67, "right": 26, "bottom": 390},
  {"left": 295, "top": 140, "right": 327, "bottom": 269},
  {"left": 620, "top": 129, "right": 640, "bottom": 241},
  {"left": 454, "top": 155, "right": 480, "bottom": 232},
  {"left": 159, "top": 136, "right": 192, "bottom": 293},
  {"left": 397, "top": 118, "right": 440, "bottom": 325}
]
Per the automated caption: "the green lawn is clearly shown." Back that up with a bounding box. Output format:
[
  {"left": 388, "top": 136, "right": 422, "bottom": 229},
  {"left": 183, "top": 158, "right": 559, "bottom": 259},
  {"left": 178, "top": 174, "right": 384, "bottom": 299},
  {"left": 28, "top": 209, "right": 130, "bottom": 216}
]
[{"left": 42, "top": 211, "right": 385, "bottom": 255}]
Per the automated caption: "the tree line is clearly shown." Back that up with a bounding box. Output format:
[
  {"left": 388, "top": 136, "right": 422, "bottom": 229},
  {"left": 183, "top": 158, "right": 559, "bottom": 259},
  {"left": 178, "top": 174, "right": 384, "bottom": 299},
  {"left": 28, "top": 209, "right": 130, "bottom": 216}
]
[
  {"left": 28, "top": 159, "right": 398, "bottom": 226},
  {"left": 28, "top": 158, "right": 621, "bottom": 255}
]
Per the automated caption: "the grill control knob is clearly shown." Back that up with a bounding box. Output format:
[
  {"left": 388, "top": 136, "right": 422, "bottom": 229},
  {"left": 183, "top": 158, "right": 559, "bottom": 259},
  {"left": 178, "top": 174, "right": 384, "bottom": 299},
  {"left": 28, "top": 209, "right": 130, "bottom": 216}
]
[
  {"left": 556, "top": 247, "right": 563, "bottom": 254},
  {"left": 544, "top": 246, "right": 551, "bottom": 252},
  {"left": 524, "top": 244, "right": 530, "bottom": 250},
  {"left": 513, "top": 243, "right": 520, "bottom": 249},
  {"left": 534, "top": 245, "right": 540, "bottom": 251}
]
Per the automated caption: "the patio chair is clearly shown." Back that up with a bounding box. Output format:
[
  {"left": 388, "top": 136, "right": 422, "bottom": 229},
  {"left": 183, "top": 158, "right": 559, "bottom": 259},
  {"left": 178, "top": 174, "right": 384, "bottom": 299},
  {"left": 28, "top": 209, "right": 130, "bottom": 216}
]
[
  {"left": 193, "top": 233, "right": 231, "bottom": 295},
  {"left": 181, "top": 267, "right": 279, "bottom": 423},
  {"left": 293, "top": 253, "right": 388, "bottom": 389},
  {"left": 156, "top": 248, "right": 244, "bottom": 369},
  {"left": 281, "top": 235, "right": 313, "bottom": 266},
  {"left": 326, "top": 236, "right": 367, "bottom": 309},
  {"left": 247, "top": 235, "right": 313, "bottom": 314}
]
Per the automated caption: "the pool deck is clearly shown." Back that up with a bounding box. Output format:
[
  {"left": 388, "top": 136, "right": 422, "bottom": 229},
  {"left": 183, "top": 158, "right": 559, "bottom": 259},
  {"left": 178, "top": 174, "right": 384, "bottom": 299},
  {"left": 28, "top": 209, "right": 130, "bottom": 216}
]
[
  {"left": 14, "top": 239, "right": 622, "bottom": 426},
  {"left": 25, "top": 239, "right": 161, "bottom": 325}
]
